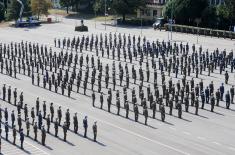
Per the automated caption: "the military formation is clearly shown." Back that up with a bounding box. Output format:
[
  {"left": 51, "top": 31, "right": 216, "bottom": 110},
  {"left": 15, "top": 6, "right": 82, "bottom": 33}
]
[
  {"left": 0, "top": 84, "right": 98, "bottom": 149},
  {"left": 0, "top": 32, "right": 234, "bottom": 152}
]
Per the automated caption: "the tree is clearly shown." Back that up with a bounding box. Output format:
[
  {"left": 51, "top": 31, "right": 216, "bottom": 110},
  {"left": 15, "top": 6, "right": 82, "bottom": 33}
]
[
  {"left": 60, "top": 0, "right": 73, "bottom": 14},
  {"left": 111, "top": 0, "right": 146, "bottom": 22},
  {"left": 0, "top": 2, "right": 5, "bottom": 21},
  {"left": 31, "top": 0, "right": 52, "bottom": 19},
  {"left": 6, "top": 0, "right": 31, "bottom": 21},
  {"left": 164, "top": 0, "right": 208, "bottom": 25}
]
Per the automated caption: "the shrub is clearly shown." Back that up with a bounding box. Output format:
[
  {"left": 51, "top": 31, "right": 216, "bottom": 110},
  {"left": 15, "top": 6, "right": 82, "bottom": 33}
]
[{"left": 75, "top": 25, "right": 88, "bottom": 32}]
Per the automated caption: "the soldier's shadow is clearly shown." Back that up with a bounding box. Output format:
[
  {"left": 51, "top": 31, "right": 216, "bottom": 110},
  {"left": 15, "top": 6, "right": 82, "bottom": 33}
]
[
  {"left": 1, "top": 136, "right": 31, "bottom": 154},
  {"left": 75, "top": 131, "right": 106, "bottom": 147},
  {"left": 27, "top": 136, "right": 53, "bottom": 150}
]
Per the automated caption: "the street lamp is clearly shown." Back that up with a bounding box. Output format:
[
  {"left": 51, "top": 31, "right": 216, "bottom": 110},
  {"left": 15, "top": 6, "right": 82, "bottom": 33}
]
[
  {"left": 105, "top": 0, "right": 107, "bottom": 30},
  {"left": 170, "top": 0, "right": 173, "bottom": 40}
]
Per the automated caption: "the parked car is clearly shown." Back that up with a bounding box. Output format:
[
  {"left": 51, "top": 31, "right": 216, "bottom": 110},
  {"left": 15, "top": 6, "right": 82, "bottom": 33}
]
[{"left": 153, "top": 18, "right": 166, "bottom": 30}]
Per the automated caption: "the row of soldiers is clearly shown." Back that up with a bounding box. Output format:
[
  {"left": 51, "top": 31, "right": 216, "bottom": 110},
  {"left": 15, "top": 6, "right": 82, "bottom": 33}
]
[{"left": 0, "top": 84, "right": 98, "bottom": 150}]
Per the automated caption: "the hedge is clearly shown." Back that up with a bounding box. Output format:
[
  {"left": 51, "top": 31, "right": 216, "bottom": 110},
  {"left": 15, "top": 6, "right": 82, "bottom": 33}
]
[
  {"left": 165, "top": 24, "right": 235, "bottom": 39},
  {"left": 75, "top": 25, "right": 88, "bottom": 32}
]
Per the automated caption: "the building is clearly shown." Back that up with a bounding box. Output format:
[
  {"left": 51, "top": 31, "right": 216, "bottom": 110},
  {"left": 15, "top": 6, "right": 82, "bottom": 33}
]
[{"left": 137, "top": 0, "right": 167, "bottom": 20}]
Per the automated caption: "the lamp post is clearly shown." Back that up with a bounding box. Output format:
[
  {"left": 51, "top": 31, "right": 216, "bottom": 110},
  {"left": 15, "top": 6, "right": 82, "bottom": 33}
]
[
  {"left": 170, "top": 0, "right": 173, "bottom": 40},
  {"left": 105, "top": 0, "right": 107, "bottom": 30}
]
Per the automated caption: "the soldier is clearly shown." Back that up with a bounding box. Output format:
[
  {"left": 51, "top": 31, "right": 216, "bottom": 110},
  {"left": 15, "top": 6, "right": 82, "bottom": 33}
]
[
  {"left": 11, "top": 110, "right": 15, "bottom": 127},
  {"left": 36, "top": 97, "right": 40, "bottom": 116},
  {"left": 19, "top": 92, "right": 23, "bottom": 108},
  {"left": 225, "top": 91, "right": 231, "bottom": 109},
  {"left": 43, "top": 101, "right": 46, "bottom": 119},
  {"left": 63, "top": 121, "right": 68, "bottom": 141},
  {"left": 169, "top": 97, "right": 173, "bottom": 115},
  {"left": 41, "top": 126, "right": 46, "bottom": 146},
  {"left": 160, "top": 104, "right": 165, "bottom": 122},
  {"left": 205, "top": 87, "right": 210, "bottom": 103},
  {"left": 38, "top": 111, "right": 42, "bottom": 129},
  {"left": 46, "top": 114, "right": 50, "bottom": 133},
  {"left": 134, "top": 104, "right": 139, "bottom": 122},
  {"left": 2, "top": 84, "right": 6, "bottom": 101},
  {"left": 225, "top": 71, "right": 229, "bottom": 84},
  {"left": 177, "top": 102, "right": 182, "bottom": 118},
  {"left": 17, "top": 114, "right": 22, "bottom": 131},
  {"left": 34, "top": 122, "right": 38, "bottom": 141},
  {"left": 92, "top": 122, "right": 97, "bottom": 142},
  {"left": 116, "top": 97, "right": 120, "bottom": 115},
  {"left": 24, "top": 104, "right": 28, "bottom": 121},
  {"left": 215, "top": 89, "right": 220, "bottom": 106},
  {"left": 124, "top": 101, "right": 129, "bottom": 118},
  {"left": 54, "top": 118, "right": 59, "bottom": 137},
  {"left": 13, "top": 125, "right": 17, "bottom": 145},
  {"left": 30, "top": 107, "right": 35, "bottom": 125},
  {"left": 195, "top": 97, "right": 199, "bottom": 115},
  {"left": 50, "top": 103, "right": 54, "bottom": 122},
  {"left": 201, "top": 91, "right": 205, "bottom": 109},
  {"left": 7, "top": 86, "right": 11, "bottom": 103},
  {"left": 143, "top": 107, "right": 148, "bottom": 125},
  {"left": 210, "top": 94, "right": 215, "bottom": 112},
  {"left": 230, "top": 86, "right": 234, "bottom": 104},
  {"left": 20, "top": 129, "right": 24, "bottom": 149},
  {"left": 57, "top": 106, "right": 62, "bottom": 126},
  {"left": 92, "top": 91, "right": 95, "bottom": 107},
  {"left": 65, "top": 109, "right": 70, "bottom": 129},
  {"left": 73, "top": 113, "right": 78, "bottom": 134},
  {"left": 220, "top": 83, "right": 224, "bottom": 101},
  {"left": 83, "top": 116, "right": 88, "bottom": 138},
  {"left": 5, "top": 122, "right": 9, "bottom": 141},
  {"left": 100, "top": 92, "right": 104, "bottom": 109},
  {"left": 107, "top": 94, "right": 111, "bottom": 112},
  {"left": 152, "top": 101, "right": 156, "bottom": 119},
  {"left": 26, "top": 118, "right": 30, "bottom": 137},
  {"left": 13, "top": 88, "right": 17, "bottom": 105},
  {"left": 4, "top": 108, "right": 8, "bottom": 122}
]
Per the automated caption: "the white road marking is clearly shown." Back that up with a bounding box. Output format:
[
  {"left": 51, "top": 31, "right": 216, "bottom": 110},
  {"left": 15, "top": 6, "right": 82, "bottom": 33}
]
[
  {"left": 212, "top": 141, "right": 221, "bottom": 146},
  {"left": 197, "top": 136, "right": 206, "bottom": 141},
  {"left": 228, "top": 147, "right": 235, "bottom": 151},
  {"left": 169, "top": 127, "right": 176, "bottom": 130},
  {"left": 182, "top": 132, "right": 191, "bottom": 136}
]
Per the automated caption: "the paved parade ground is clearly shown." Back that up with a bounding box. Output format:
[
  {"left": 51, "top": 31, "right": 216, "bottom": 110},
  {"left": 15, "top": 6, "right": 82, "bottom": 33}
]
[{"left": 0, "top": 16, "right": 235, "bottom": 155}]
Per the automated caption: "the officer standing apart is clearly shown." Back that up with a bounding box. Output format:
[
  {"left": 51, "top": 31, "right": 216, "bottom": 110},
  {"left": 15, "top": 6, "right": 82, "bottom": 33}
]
[
  {"left": 83, "top": 116, "right": 88, "bottom": 138},
  {"left": 92, "top": 122, "right": 97, "bottom": 142}
]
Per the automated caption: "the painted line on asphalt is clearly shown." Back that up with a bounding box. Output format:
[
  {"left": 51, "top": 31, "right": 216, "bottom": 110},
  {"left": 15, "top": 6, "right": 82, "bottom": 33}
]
[
  {"left": 169, "top": 127, "right": 176, "bottom": 130},
  {"left": 182, "top": 131, "right": 191, "bottom": 136},
  {"left": 228, "top": 147, "right": 235, "bottom": 151},
  {"left": 212, "top": 141, "right": 222, "bottom": 146},
  {"left": 197, "top": 136, "right": 206, "bottom": 141}
]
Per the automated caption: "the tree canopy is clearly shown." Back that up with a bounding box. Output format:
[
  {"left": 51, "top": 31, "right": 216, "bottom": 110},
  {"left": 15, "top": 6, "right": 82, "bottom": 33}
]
[
  {"left": 31, "top": 0, "right": 52, "bottom": 18},
  {"left": 111, "top": 0, "right": 146, "bottom": 21},
  {"left": 164, "top": 0, "right": 235, "bottom": 30}
]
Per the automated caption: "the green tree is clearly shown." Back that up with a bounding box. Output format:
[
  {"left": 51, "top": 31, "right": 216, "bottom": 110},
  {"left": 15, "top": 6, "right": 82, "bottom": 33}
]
[
  {"left": 111, "top": 0, "right": 146, "bottom": 22},
  {"left": 6, "top": 0, "right": 31, "bottom": 21},
  {"left": 0, "top": 2, "right": 5, "bottom": 21},
  {"left": 31, "top": 0, "right": 52, "bottom": 19},
  {"left": 164, "top": 0, "right": 208, "bottom": 25},
  {"left": 201, "top": 6, "right": 217, "bottom": 28},
  {"left": 60, "top": 0, "right": 73, "bottom": 14}
]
